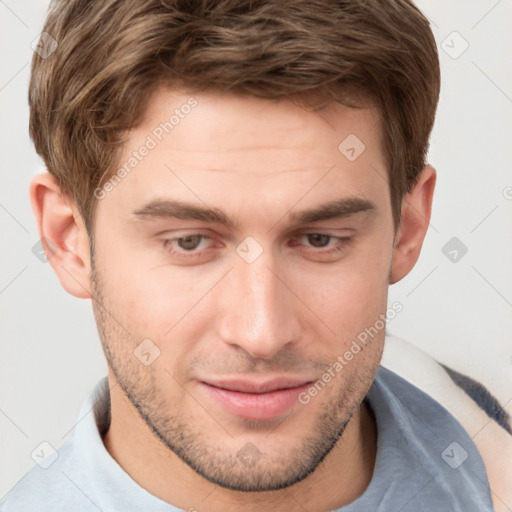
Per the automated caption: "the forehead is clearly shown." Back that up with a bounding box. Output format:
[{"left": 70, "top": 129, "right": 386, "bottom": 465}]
[
  {"left": 95, "top": 87, "right": 389, "bottom": 227},
  {"left": 137, "top": 88, "right": 381, "bottom": 163}
]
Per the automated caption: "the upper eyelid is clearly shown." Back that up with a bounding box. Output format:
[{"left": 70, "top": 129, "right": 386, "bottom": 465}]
[
  {"left": 161, "top": 226, "right": 354, "bottom": 238},
  {"left": 164, "top": 231, "right": 350, "bottom": 241},
  {"left": 164, "top": 232, "right": 350, "bottom": 251}
]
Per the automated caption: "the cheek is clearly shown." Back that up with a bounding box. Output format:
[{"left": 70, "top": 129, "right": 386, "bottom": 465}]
[
  {"left": 113, "top": 274, "right": 191, "bottom": 339},
  {"left": 295, "top": 240, "right": 392, "bottom": 350},
  {"left": 307, "top": 245, "right": 391, "bottom": 310},
  {"left": 310, "top": 278, "right": 387, "bottom": 343},
  {"left": 95, "top": 219, "right": 222, "bottom": 331},
  {"left": 93, "top": 247, "right": 162, "bottom": 340},
  {"left": 100, "top": 261, "right": 220, "bottom": 364}
]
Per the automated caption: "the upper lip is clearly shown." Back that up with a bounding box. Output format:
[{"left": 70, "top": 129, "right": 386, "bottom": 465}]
[{"left": 201, "top": 377, "right": 314, "bottom": 394}]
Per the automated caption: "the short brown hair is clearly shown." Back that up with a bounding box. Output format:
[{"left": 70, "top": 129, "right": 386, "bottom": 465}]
[{"left": 29, "top": 0, "right": 440, "bottom": 235}]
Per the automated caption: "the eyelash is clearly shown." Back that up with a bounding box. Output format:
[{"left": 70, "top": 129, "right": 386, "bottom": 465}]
[{"left": 161, "top": 233, "right": 352, "bottom": 261}]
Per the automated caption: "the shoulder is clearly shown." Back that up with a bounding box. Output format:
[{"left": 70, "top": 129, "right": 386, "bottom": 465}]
[
  {"left": 371, "top": 364, "right": 490, "bottom": 439},
  {"left": 0, "top": 440, "right": 97, "bottom": 512},
  {"left": 440, "top": 363, "right": 512, "bottom": 434},
  {"left": 369, "top": 365, "right": 495, "bottom": 508},
  {"left": 380, "top": 334, "right": 512, "bottom": 512}
]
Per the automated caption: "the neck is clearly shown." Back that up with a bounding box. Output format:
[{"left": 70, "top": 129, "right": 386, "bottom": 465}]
[{"left": 103, "top": 377, "right": 377, "bottom": 511}]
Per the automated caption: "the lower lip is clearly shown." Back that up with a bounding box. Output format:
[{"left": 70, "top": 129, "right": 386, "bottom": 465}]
[{"left": 199, "top": 382, "right": 312, "bottom": 420}]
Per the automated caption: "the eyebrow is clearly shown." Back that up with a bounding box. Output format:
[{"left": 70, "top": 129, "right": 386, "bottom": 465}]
[{"left": 130, "top": 197, "right": 376, "bottom": 229}]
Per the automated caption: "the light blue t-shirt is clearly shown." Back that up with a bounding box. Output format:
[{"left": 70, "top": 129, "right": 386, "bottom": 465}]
[{"left": 0, "top": 366, "right": 495, "bottom": 511}]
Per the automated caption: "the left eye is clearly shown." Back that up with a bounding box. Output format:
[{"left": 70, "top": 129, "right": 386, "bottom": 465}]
[
  {"left": 300, "top": 233, "right": 335, "bottom": 248},
  {"left": 164, "top": 235, "right": 211, "bottom": 252}
]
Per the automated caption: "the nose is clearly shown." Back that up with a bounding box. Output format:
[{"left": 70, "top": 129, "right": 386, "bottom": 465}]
[{"left": 217, "top": 249, "right": 302, "bottom": 359}]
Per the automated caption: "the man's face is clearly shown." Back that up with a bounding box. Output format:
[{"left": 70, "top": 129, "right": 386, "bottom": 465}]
[{"left": 90, "top": 89, "right": 395, "bottom": 491}]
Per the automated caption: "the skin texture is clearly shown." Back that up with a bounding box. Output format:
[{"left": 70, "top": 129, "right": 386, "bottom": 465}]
[{"left": 30, "top": 89, "right": 435, "bottom": 511}]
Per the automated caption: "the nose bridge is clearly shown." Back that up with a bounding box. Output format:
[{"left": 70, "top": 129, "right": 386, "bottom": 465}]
[{"left": 218, "top": 249, "right": 300, "bottom": 359}]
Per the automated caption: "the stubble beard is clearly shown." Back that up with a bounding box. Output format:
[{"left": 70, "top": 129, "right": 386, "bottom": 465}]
[{"left": 90, "top": 263, "right": 378, "bottom": 492}]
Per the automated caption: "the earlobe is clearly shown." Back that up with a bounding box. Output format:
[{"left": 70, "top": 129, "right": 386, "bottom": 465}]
[
  {"left": 389, "top": 165, "right": 436, "bottom": 284},
  {"left": 30, "top": 172, "right": 92, "bottom": 299}
]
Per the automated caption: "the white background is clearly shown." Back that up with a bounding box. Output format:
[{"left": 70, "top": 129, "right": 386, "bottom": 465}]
[{"left": 1, "top": 0, "right": 511, "bottom": 498}]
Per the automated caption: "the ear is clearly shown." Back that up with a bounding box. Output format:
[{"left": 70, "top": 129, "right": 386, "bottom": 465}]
[
  {"left": 30, "top": 172, "right": 92, "bottom": 298},
  {"left": 390, "top": 165, "right": 436, "bottom": 284}
]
